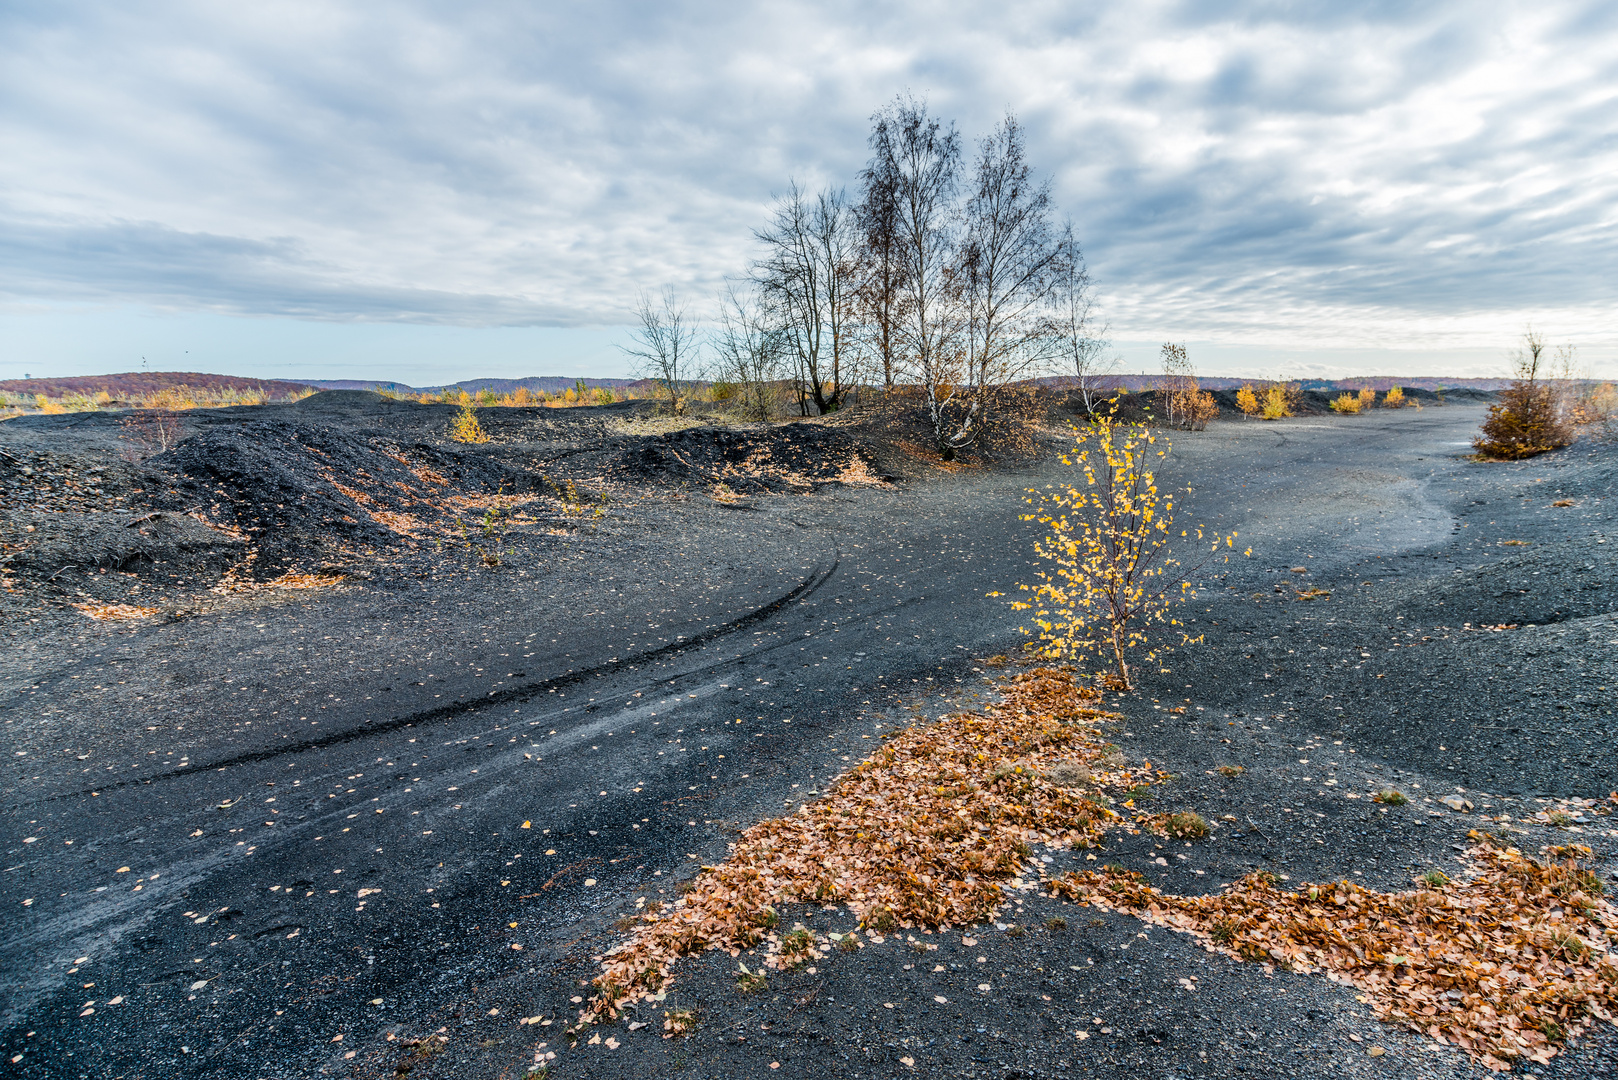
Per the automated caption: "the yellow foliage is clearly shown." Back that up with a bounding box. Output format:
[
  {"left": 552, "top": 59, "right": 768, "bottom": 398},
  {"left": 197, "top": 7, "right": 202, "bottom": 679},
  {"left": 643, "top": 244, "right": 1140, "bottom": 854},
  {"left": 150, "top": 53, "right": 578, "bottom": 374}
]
[
  {"left": 450, "top": 401, "right": 489, "bottom": 443},
  {"left": 1235, "top": 384, "right": 1260, "bottom": 415},
  {"left": 1260, "top": 385, "right": 1290, "bottom": 419},
  {"left": 1358, "top": 387, "right": 1376, "bottom": 409},
  {"left": 36, "top": 394, "right": 66, "bottom": 414},
  {"left": 1330, "top": 392, "right": 1362, "bottom": 414},
  {"left": 1012, "top": 414, "right": 1237, "bottom": 688},
  {"left": 1383, "top": 386, "right": 1405, "bottom": 408}
]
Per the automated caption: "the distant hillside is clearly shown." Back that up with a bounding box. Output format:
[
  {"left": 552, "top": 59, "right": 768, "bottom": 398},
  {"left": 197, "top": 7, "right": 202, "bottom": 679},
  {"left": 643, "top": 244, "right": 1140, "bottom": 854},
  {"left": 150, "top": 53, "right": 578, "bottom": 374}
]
[
  {"left": 303, "top": 376, "right": 645, "bottom": 394},
  {"left": 0, "top": 371, "right": 316, "bottom": 399},
  {"left": 1039, "top": 374, "right": 1513, "bottom": 392}
]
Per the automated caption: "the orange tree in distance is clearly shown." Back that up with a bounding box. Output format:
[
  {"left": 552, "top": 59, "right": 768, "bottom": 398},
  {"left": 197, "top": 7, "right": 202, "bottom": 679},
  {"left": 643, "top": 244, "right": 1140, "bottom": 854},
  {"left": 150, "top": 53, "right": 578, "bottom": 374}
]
[{"left": 1011, "top": 408, "right": 1244, "bottom": 689}]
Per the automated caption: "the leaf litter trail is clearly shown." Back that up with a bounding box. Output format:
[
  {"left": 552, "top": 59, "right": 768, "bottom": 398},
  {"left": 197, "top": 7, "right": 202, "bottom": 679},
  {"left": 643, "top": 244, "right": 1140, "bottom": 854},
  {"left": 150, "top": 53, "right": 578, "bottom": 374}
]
[{"left": 581, "top": 667, "right": 1618, "bottom": 1074}]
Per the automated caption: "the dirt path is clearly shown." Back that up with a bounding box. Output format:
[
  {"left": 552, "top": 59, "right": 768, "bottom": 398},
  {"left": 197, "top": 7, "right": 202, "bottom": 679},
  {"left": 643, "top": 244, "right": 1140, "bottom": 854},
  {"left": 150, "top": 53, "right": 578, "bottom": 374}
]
[{"left": 2, "top": 402, "right": 1613, "bottom": 1079}]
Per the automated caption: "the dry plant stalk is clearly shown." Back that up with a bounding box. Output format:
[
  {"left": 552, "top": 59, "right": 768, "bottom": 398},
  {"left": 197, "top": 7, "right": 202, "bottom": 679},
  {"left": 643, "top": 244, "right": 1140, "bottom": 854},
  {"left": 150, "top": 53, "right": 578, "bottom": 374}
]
[
  {"left": 580, "top": 669, "right": 1153, "bottom": 1028},
  {"left": 1050, "top": 836, "right": 1616, "bottom": 1071},
  {"left": 1012, "top": 416, "right": 1241, "bottom": 688}
]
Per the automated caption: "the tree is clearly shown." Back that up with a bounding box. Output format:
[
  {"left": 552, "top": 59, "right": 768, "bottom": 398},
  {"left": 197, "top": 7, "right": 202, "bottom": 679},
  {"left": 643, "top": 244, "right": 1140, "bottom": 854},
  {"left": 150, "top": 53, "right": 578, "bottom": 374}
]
[
  {"left": 1054, "top": 245, "right": 1113, "bottom": 415},
  {"left": 957, "top": 113, "right": 1075, "bottom": 437},
  {"left": 1474, "top": 329, "right": 1574, "bottom": 458},
  {"left": 754, "top": 183, "right": 859, "bottom": 415},
  {"left": 1013, "top": 416, "right": 1241, "bottom": 689},
  {"left": 880, "top": 95, "right": 967, "bottom": 457},
  {"left": 712, "top": 283, "right": 785, "bottom": 421},
  {"left": 857, "top": 124, "right": 907, "bottom": 390},
  {"left": 621, "top": 288, "right": 700, "bottom": 415},
  {"left": 1158, "top": 343, "right": 1217, "bottom": 430}
]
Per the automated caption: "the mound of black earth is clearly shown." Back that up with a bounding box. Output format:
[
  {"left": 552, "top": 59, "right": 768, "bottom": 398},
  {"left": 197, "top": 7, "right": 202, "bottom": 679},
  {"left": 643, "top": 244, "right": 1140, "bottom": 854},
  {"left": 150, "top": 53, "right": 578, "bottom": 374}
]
[
  {"left": 142, "top": 419, "right": 579, "bottom": 575},
  {"left": 612, "top": 422, "right": 887, "bottom": 493}
]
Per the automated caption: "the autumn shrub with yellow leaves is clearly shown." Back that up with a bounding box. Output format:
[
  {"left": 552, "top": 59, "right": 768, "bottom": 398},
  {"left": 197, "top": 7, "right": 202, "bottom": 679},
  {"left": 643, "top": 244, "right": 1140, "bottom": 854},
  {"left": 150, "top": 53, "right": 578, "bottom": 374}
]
[
  {"left": 1330, "top": 391, "right": 1363, "bottom": 414},
  {"left": 449, "top": 397, "right": 489, "bottom": 443},
  {"left": 1235, "top": 384, "right": 1260, "bottom": 416},
  {"left": 1260, "top": 384, "right": 1292, "bottom": 419},
  {"left": 1049, "top": 835, "right": 1617, "bottom": 1071},
  {"left": 1012, "top": 415, "right": 1241, "bottom": 689},
  {"left": 1384, "top": 385, "right": 1406, "bottom": 408}
]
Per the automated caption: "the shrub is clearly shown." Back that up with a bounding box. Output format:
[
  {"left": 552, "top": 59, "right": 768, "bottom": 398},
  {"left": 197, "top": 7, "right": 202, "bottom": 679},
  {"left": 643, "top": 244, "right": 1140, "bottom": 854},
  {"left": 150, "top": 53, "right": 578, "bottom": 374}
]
[
  {"left": 1330, "top": 392, "right": 1361, "bottom": 414},
  {"left": 1260, "top": 384, "right": 1291, "bottom": 420},
  {"left": 1165, "top": 811, "right": 1210, "bottom": 839},
  {"left": 1013, "top": 414, "right": 1242, "bottom": 688},
  {"left": 1474, "top": 331, "right": 1574, "bottom": 459},
  {"left": 450, "top": 401, "right": 489, "bottom": 443},
  {"left": 1383, "top": 386, "right": 1406, "bottom": 408},
  {"left": 1358, "top": 387, "right": 1376, "bottom": 409},
  {"left": 1235, "top": 384, "right": 1260, "bottom": 416}
]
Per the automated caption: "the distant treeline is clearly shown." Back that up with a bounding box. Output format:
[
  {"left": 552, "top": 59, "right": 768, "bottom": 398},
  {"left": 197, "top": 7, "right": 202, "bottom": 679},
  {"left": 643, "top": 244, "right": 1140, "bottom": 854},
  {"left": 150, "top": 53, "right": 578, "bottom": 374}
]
[{"left": 0, "top": 371, "right": 316, "bottom": 399}]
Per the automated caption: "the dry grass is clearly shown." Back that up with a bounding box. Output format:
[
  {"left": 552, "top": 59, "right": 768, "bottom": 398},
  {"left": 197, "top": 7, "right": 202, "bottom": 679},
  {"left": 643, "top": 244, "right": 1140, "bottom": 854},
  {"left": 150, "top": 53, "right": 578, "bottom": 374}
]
[{"left": 1049, "top": 837, "right": 1616, "bottom": 1071}]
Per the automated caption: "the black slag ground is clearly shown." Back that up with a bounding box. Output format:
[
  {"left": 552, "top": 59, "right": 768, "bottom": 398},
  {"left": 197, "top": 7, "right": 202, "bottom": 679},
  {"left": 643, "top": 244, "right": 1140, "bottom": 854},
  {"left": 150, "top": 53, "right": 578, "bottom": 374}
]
[{"left": 1, "top": 400, "right": 1614, "bottom": 1080}]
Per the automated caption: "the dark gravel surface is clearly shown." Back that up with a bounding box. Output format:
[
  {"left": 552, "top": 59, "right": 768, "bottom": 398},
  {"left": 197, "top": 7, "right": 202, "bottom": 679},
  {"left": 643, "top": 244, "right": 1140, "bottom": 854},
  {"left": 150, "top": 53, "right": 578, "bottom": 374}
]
[{"left": 1, "top": 399, "right": 1613, "bottom": 1080}]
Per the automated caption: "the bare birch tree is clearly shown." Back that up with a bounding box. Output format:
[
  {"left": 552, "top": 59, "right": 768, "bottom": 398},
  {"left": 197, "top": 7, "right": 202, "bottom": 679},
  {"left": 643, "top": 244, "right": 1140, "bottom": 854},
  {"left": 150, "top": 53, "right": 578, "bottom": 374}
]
[
  {"left": 858, "top": 122, "right": 906, "bottom": 390},
  {"left": 620, "top": 288, "right": 700, "bottom": 414},
  {"left": 880, "top": 96, "right": 966, "bottom": 456},
  {"left": 1054, "top": 242, "right": 1114, "bottom": 415},
  {"left": 754, "top": 183, "right": 859, "bottom": 415},
  {"left": 711, "top": 283, "right": 785, "bottom": 421},
  {"left": 957, "top": 113, "right": 1074, "bottom": 435}
]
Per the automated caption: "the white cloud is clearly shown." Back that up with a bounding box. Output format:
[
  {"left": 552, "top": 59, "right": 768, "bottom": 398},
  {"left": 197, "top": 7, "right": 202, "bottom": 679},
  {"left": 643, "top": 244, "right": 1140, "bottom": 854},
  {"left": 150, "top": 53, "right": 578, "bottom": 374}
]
[{"left": 1, "top": 0, "right": 1615, "bottom": 372}]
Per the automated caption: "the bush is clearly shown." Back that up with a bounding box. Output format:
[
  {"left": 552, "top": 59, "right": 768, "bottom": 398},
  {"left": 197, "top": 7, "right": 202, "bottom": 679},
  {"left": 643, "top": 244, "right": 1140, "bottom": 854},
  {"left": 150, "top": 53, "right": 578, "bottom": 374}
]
[
  {"left": 1330, "top": 392, "right": 1361, "bottom": 414},
  {"left": 1358, "top": 387, "right": 1376, "bottom": 410},
  {"left": 1013, "top": 414, "right": 1242, "bottom": 688},
  {"left": 450, "top": 401, "right": 489, "bottom": 443},
  {"left": 1260, "top": 384, "right": 1291, "bottom": 420},
  {"left": 1235, "top": 384, "right": 1260, "bottom": 416},
  {"left": 1384, "top": 386, "right": 1406, "bottom": 408},
  {"left": 1475, "top": 331, "right": 1575, "bottom": 459}
]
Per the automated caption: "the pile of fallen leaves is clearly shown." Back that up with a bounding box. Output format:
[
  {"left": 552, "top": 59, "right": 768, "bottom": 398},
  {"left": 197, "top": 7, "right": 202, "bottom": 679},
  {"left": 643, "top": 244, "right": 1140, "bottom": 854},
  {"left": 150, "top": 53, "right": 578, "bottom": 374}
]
[
  {"left": 73, "top": 602, "right": 161, "bottom": 621},
  {"left": 583, "top": 668, "right": 1151, "bottom": 1026},
  {"left": 1049, "top": 837, "right": 1617, "bottom": 1071}
]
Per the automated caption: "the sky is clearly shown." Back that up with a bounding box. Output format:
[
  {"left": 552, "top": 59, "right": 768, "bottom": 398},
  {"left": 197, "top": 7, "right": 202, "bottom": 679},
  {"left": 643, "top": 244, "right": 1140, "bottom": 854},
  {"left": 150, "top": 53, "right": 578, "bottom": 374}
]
[{"left": 3, "top": 0, "right": 1616, "bottom": 385}]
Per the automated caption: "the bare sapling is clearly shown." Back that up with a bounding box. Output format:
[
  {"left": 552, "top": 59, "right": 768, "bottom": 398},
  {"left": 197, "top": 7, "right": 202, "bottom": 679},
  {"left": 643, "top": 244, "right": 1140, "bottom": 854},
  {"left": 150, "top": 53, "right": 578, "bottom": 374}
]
[
  {"left": 621, "top": 287, "right": 701, "bottom": 415},
  {"left": 1057, "top": 258, "right": 1114, "bottom": 416},
  {"left": 1011, "top": 411, "right": 1243, "bottom": 689},
  {"left": 119, "top": 409, "right": 185, "bottom": 461}
]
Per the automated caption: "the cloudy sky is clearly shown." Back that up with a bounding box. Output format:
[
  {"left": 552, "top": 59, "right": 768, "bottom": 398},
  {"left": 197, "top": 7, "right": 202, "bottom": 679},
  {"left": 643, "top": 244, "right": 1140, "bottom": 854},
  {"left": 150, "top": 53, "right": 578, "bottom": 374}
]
[{"left": 3, "top": 0, "right": 1616, "bottom": 383}]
